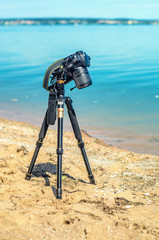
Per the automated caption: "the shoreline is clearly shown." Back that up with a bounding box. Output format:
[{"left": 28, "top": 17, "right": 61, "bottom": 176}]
[
  {"left": 1, "top": 115, "right": 159, "bottom": 156},
  {"left": 87, "top": 129, "right": 159, "bottom": 156}
]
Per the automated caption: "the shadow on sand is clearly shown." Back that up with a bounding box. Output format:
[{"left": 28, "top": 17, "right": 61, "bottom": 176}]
[{"left": 29, "top": 162, "right": 88, "bottom": 198}]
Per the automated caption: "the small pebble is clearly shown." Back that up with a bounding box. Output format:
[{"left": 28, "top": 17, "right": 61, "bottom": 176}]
[
  {"left": 125, "top": 205, "right": 132, "bottom": 209},
  {"left": 143, "top": 193, "right": 149, "bottom": 196}
]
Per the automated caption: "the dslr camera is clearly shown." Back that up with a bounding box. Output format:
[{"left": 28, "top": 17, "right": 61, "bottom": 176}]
[{"left": 43, "top": 51, "right": 92, "bottom": 91}]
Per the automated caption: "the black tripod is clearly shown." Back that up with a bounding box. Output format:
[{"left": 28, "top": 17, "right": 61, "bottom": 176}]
[{"left": 25, "top": 82, "right": 95, "bottom": 199}]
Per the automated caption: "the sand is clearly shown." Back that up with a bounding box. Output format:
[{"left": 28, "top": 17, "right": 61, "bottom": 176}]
[{"left": 0, "top": 118, "right": 159, "bottom": 240}]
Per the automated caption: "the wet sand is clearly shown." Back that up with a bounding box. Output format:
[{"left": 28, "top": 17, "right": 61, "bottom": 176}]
[
  {"left": 88, "top": 129, "right": 159, "bottom": 156},
  {"left": 1, "top": 108, "right": 159, "bottom": 156},
  {"left": 0, "top": 118, "right": 159, "bottom": 240}
]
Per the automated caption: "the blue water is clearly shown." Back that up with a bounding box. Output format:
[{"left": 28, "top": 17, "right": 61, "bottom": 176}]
[{"left": 0, "top": 25, "right": 159, "bottom": 154}]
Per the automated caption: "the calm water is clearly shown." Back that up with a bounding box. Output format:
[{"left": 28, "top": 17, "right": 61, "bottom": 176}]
[{"left": 0, "top": 25, "right": 159, "bottom": 154}]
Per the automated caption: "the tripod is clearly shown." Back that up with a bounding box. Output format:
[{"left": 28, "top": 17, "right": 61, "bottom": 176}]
[{"left": 25, "top": 81, "right": 95, "bottom": 199}]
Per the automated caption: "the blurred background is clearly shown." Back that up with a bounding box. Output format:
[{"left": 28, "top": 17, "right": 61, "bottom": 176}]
[{"left": 0, "top": 0, "right": 159, "bottom": 154}]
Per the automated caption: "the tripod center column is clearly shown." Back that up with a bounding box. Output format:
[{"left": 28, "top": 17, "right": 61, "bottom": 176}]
[{"left": 56, "top": 82, "right": 65, "bottom": 199}]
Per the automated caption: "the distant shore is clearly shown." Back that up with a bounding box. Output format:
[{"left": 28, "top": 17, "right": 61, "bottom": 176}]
[{"left": 0, "top": 18, "right": 159, "bottom": 26}]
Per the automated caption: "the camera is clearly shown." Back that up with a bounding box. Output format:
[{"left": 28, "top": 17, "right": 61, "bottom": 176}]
[{"left": 43, "top": 51, "right": 92, "bottom": 91}]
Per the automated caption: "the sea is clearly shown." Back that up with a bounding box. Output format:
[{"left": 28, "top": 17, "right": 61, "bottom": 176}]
[{"left": 0, "top": 25, "right": 159, "bottom": 155}]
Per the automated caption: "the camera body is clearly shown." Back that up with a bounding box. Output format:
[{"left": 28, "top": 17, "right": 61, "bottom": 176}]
[{"left": 43, "top": 51, "right": 92, "bottom": 91}]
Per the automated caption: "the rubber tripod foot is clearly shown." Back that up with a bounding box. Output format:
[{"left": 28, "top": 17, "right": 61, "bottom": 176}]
[
  {"left": 25, "top": 174, "right": 32, "bottom": 181},
  {"left": 56, "top": 189, "right": 62, "bottom": 199},
  {"left": 89, "top": 174, "right": 96, "bottom": 185}
]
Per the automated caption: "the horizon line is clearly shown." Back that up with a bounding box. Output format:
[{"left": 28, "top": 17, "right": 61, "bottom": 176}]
[{"left": 0, "top": 17, "right": 159, "bottom": 21}]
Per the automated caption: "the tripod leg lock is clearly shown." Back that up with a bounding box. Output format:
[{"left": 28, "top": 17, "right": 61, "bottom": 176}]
[
  {"left": 36, "top": 140, "right": 43, "bottom": 148},
  {"left": 78, "top": 141, "right": 84, "bottom": 148},
  {"left": 56, "top": 148, "right": 63, "bottom": 155}
]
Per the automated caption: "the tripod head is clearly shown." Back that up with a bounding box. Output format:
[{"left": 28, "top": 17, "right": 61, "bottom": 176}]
[{"left": 43, "top": 51, "right": 92, "bottom": 91}]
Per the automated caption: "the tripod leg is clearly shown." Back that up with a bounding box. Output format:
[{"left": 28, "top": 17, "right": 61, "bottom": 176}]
[
  {"left": 65, "top": 97, "right": 95, "bottom": 184},
  {"left": 56, "top": 102, "right": 64, "bottom": 199},
  {"left": 25, "top": 111, "right": 49, "bottom": 180}
]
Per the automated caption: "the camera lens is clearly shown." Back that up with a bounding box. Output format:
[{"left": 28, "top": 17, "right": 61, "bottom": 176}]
[{"left": 73, "top": 67, "right": 92, "bottom": 89}]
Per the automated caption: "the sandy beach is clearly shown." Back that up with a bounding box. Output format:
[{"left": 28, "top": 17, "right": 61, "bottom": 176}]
[{"left": 0, "top": 118, "right": 159, "bottom": 240}]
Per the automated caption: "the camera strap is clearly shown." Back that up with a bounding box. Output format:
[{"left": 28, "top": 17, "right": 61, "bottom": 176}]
[{"left": 47, "top": 91, "right": 57, "bottom": 125}]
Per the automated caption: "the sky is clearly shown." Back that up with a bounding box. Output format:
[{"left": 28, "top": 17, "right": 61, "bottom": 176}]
[{"left": 0, "top": 0, "right": 159, "bottom": 19}]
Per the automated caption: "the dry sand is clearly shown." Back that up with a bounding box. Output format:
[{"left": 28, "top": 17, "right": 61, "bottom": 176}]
[{"left": 0, "top": 118, "right": 159, "bottom": 240}]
